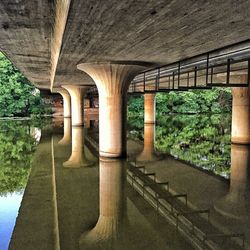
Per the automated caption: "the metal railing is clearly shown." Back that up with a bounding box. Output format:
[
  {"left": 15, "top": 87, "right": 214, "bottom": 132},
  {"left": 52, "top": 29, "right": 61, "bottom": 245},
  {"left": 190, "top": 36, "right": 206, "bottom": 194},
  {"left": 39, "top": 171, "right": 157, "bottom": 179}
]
[
  {"left": 86, "top": 40, "right": 250, "bottom": 96},
  {"left": 127, "top": 159, "right": 245, "bottom": 250},
  {"left": 129, "top": 40, "right": 250, "bottom": 94}
]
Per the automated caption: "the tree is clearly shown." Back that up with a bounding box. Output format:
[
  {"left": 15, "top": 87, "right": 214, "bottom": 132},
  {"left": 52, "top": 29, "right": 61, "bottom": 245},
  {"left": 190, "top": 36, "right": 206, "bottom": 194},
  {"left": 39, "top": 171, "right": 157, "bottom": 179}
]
[
  {"left": 128, "top": 88, "right": 232, "bottom": 118},
  {"left": 127, "top": 88, "right": 233, "bottom": 178},
  {"left": 0, "top": 52, "right": 50, "bottom": 117}
]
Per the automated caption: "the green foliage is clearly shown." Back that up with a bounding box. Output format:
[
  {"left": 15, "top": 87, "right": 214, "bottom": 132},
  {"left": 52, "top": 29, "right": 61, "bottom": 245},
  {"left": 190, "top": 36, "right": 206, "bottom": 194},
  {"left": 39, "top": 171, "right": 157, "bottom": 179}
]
[
  {"left": 128, "top": 114, "right": 231, "bottom": 178},
  {"left": 127, "top": 95, "right": 144, "bottom": 119},
  {"left": 155, "top": 88, "right": 232, "bottom": 115},
  {"left": 127, "top": 88, "right": 232, "bottom": 177},
  {"left": 0, "top": 120, "right": 40, "bottom": 195},
  {"left": 0, "top": 52, "right": 50, "bottom": 117},
  {"left": 128, "top": 89, "right": 232, "bottom": 119}
]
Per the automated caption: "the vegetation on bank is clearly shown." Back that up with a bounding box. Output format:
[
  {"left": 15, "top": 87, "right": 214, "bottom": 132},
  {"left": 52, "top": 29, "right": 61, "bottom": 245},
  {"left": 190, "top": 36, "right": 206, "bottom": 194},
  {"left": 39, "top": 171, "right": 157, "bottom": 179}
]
[
  {"left": 0, "top": 52, "right": 50, "bottom": 117},
  {"left": 0, "top": 53, "right": 52, "bottom": 194},
  {"left": 128, "top": 89, "right": 232, "bottom": 178},
  {"left": 128, "top": 88, "right": 232, "bottom": 118}
]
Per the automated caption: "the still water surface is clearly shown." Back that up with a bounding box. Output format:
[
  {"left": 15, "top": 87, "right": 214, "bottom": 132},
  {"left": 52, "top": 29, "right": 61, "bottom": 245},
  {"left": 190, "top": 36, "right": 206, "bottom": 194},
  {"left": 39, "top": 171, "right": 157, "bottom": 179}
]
[
  {"left": 0, "top": 119, "right": 42, "bottom": 249},
  {"left": 128, "top": 113, "right": 231, "bottom": 178},
  {"left": 0, "top": 115, "right": 244, "bottom": 250}
]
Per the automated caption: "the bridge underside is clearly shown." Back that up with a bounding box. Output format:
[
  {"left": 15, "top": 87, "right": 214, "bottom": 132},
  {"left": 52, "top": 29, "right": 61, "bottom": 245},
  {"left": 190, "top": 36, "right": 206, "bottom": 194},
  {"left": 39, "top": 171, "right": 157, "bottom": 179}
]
[
  {"left": 0, "top": 1, "right": 250, "bottom": 89},
  {"left": 1, "top": 1, "right": 250, "bottom": 158}
]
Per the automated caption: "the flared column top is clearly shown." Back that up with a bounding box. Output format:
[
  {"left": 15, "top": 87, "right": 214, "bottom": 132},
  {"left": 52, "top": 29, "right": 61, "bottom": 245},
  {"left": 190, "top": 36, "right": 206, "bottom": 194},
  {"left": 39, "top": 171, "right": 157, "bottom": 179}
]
[{"left": 77, "top": 61, "right": 151, "bottom": 95}]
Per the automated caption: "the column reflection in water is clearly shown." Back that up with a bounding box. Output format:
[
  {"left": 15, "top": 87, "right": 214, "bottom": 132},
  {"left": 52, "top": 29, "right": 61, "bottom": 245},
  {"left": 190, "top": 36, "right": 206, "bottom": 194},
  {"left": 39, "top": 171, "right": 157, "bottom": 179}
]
[
  {"left": 91, "top": 120, "right": 99, "bottom": 128},
  {"left": 214, "top": 144, "right": 250, "bottom": 220},
  {"left": 63, "top": 126, "right": 94, "bottom": 168},
  {"left": 85, "top": 118, "right": 91, "bottom": 129},
  {"left": 137, "top": 123, "right": 160, "bottom": 162},
  {"left": 79, "top": 157, "right": 127, "bottom": 249},
  {"left": 58, "top": 118, "right": 71, "bottom": 145}
]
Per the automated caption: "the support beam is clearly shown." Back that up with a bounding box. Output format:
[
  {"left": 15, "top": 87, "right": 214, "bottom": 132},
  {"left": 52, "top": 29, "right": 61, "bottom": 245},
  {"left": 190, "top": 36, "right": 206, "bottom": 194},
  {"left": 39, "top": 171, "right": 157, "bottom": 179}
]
[
  {"left": 56, "top": 89, "right": 71, "bottom": 118},
  {"left": 62, "top": 85, "right": 89, "bottom": 126},
  {"left": 144, "top": 93, "right": 156, "bottom": 124},
  {"left": 232, "top": 84, "right": 250, "bottom": 144},
  {"left": 50, "top": 0, "right": 71, "bottom": 89},
  {"left": 77, "top": 61, "right": 149, "bottom": 158},
  {"left": 137, "top": 94, "right": 160, "bottom": 162}
]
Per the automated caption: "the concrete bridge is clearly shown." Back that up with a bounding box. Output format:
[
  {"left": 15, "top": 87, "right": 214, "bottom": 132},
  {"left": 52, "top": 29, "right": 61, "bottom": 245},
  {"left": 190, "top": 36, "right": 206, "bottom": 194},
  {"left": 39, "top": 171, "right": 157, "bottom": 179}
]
[{"left": 1, "top": 0, "right": 250, "bottom": 158}]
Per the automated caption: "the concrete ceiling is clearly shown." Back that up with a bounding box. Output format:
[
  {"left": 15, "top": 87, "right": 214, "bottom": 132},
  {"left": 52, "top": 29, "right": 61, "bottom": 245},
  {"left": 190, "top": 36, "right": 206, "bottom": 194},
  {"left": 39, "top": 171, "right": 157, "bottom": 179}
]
[
  {"left": 0, "top": 0, "right": 250, "bottom": 90},
  {"left": 0, "top": 0, "right": 52, "bottom": 89}
]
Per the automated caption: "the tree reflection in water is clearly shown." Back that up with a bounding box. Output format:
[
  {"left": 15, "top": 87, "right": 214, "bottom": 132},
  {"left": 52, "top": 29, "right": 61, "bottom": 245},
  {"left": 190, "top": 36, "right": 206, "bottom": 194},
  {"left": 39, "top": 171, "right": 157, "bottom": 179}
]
[
  {"left": 128, "top": 114, "right": 231, "bottom": 178},
  {"left": 0, "top": 119, "right": 49, "bottom": 195}
]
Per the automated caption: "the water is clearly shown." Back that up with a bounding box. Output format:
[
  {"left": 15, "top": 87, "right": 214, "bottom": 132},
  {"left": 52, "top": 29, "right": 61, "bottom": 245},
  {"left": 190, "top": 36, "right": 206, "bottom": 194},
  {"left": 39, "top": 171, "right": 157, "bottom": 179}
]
[
  {"left": 0, "top": 119, "right": 44, "bottom": 249},
  {"left": 128, "top": 113, "right": 231, "bottom": 178},
  {"left": 0, "top": 193, "right": 23, "bottom": 250},
  {"left": 1, "top": 115, "right": 249, "bottom": 250}
]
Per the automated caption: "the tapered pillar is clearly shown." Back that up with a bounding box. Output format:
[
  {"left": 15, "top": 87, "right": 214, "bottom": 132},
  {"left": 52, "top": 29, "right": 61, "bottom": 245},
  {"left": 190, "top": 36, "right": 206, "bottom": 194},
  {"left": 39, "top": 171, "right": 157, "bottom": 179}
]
[
  {"left": 79, "top": 158, "right": 126, "bottom": 249},
  {"left": 77, "top": 61, "right": 149, "bottom": 158},
  {"left": 137, "top": 93, "right": 160, "bottom": 162},
  {"left": 63, "top": 126, "right": 93, "bottom": 168},
  {"left": 144, "top": 93, "right": 156, "bottom": 124},
  {"left": 56, "top": 89, "right": 71, "bottom": 118},
  {"left": 231, "top": 74, "right": 250, "bottom": 144},
  {"left": 62, "top": 85, "right": 88, "bottom": 126},
  {"left": 214, "top": 144, "right": 250, "bottom": 220},
  {"left": 58, "top": 118, "right": 71, "bottom": 145}
]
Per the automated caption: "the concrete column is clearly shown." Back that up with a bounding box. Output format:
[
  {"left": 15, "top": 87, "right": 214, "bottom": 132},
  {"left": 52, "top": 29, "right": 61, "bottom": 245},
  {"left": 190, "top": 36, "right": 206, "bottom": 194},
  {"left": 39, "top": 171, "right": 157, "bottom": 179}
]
[
  {"left": 58, "top": 117, "right": 71, "bottom": 145},
  {"left": 144, "top": 93, "right": 156, "bottom": 124},
  {"left": 77, "top": 61, "right": 148, "bottom": 158},
  {"left": 214, "top": 144, "right": 250, "bottom": 220},
  {"left": 62, "top": 85, "right": 88, "bottom": 126},
  {"left": 79, "top": 158, "right": 126, "bottom": 249},
  {"left": 137, "top": 93, "right": 159, "bottom": 162},
  {"left": 63, "top": 126, "right": 93, "bottom": 168},
  {"left": 56, "top": 89, "right": 71, "bottom": 118},
  {"left": 232, "top": 86, "right": 250, "bottom": 144}
]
